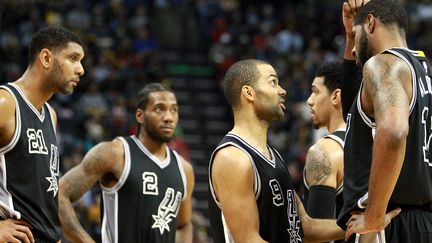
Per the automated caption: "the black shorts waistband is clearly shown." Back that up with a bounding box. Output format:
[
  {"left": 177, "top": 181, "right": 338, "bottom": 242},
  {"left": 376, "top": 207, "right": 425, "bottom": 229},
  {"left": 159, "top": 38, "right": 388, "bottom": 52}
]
[{"left": 388, "top": 203, "right": 432, "bottom": 212}]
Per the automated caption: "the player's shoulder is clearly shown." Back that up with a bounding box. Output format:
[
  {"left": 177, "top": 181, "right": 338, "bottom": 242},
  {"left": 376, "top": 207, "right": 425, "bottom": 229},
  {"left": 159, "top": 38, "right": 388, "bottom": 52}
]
[
  {"left": 0, "top": 88, "right": 16, "bottom": 111},
  {"left": 364, "top": 52, "right": 411, "bottom": 77},
  {"left": 177, "top": 154, "right": 194, "bottom": 176},
  {"left": 90, "top": 138, "right": 124, "bottom": 161},
  {"left": 212, "top": 145, "right": 252, "bottom": 171},
  {"left": 0, "top": 88, "right": 17, "bottom": 129},
  {"left": 309, "top": 138, "right": 341, "bottom": 155}
]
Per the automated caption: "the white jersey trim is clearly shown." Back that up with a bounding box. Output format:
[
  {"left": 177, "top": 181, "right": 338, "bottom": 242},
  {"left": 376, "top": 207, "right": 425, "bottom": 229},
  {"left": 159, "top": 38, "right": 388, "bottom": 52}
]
[
  {"left": 208, "top": 141, "right": 261, "bottom": 209},
  {"left": 173, "top": 151, "right": 187, "bottom": 201},
  {"left": 0, "top": 155, "right": 21, "bottom": 219},
  {"left": 227, "top": 132, "right": 276, "bottom": 168},
  {"left": 101, "top": 191, "right": 118, "bottom": 243},
  {"left": 357, "top": 83, "right": 376, "bottom": 129},
  {"left": 221, "top": 213, "right": 234, "bottom": 243},
  {"left": 45, "top": 103, "right": 57, "bottom": 137},
  {"left": 0, "top": 86, "right": 21, "bottom": 154},
  {"left": 131, "top": 135, "right": 171, "bottom": 169},
  {"left": 100, "top": 137, "right": 131, "bottom": 193},
  {"left": 9, "top": 83, "right": 46, "bottom": 122}
]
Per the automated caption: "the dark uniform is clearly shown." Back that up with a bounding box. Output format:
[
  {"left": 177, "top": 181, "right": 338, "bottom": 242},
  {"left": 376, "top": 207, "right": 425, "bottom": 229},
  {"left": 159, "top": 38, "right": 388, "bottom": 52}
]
[
  {"left": 208, "top": 133, "right": 303, "bottom": 243},
  {"left": 0, "top": 83, "right": 61, "bottom": 242},
  {"left": 303, "top": 129, "right": 345, "bottom": 243},
  {"left": 101, "top": 135, "right": 186, "bottom": 243},
  {"left": 338, "top": 48, "right": 432, "bottom": 242}
]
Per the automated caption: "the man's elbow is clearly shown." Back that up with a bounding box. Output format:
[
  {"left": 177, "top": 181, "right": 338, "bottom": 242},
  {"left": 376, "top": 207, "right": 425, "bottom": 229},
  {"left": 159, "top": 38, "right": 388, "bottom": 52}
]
[{"left": 377, "top": 122, "right": 409, "bottom": 147}]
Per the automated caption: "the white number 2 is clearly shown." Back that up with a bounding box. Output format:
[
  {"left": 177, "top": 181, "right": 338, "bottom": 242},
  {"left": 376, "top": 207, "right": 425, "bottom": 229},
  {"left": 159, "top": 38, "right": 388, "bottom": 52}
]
[{"left": 143, "top": 172, "right": 158, "bottom": 195}]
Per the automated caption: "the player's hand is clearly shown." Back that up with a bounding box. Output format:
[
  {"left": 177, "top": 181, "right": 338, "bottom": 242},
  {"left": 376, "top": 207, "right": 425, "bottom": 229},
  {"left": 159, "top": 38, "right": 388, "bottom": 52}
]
[
  {"left": 0, "top": 219, "right": 34, "bottom": 243},
  {"left": 342, "top": 0, "right": 369, "bottom": 37},
  {"left": 345, "top": 208, "right": 401, "bottom": 240}
]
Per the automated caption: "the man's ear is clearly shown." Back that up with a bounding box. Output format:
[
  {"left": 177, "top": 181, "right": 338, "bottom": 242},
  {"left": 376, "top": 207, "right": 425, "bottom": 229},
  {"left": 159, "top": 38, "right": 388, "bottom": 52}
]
[
  {"left": 241, "top": 85, "right": 255, "bottom": 102},
  {"left": 39, "top": 48, "right": 53, "bottom": 69},
  {"left": 136, "top": 108, "right": 145, "bottom": 124},
  {"left": 366, "top": 14, "right": 376, "bottom": 34},
  {"left": 331, "top": 88, "right": 341, "bottom": 106}
]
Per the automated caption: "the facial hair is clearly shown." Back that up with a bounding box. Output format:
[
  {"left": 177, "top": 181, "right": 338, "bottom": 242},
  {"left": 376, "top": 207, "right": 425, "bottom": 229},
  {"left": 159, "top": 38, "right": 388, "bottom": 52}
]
[
  {"left": 47, "top": 59, "right": 74, "bottom": 95},
  {"left": 313, "top": 122, "right": 320, "bottom": 129},
  {"left": 254, "top": 88, "right": 285, "bottom": 121},
  {"left": 358, "top": 27, "right": 373, "bottom": 67},
  {"left": 143, "top": 116, "right": 173, "bottom": 143}
]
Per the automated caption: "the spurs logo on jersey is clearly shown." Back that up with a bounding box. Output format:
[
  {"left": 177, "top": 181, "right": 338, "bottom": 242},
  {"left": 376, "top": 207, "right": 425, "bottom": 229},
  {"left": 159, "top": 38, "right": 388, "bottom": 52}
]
[
  {"left": 27, "top": 128, "right": 48, "bottom": 154},
  {"left": 418, "top": 60, "right": 432, "bottom": 165},
  {"left": 151, "top": 188, "right": 182, "bottom": 234},
  {"left": 286, "top": 190, "right": 301, "bottom": 243},
  {"left": 46, "top": 144, "right": 59, "bottom": 197},
  {"left": 269, "top": 179, "right": 302, "bottom": 242}
]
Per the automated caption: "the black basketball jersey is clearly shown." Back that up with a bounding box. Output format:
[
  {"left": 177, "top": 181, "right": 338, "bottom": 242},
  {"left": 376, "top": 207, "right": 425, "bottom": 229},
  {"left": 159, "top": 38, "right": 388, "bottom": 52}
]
[
  {"left": 0, "top": 83, "right": 61, "bottom": 241},
  {"left": 208, "top": 133, "right": 303, "bottom": 243},
  {"left": 101, "top": 135, "right": 186, "bottom": 243},
  {"left": 303, "top": 129, "right": 345, "bottom": 218},
  {"left": 338, "top": 48, "right": 432, "bottom": 229}
]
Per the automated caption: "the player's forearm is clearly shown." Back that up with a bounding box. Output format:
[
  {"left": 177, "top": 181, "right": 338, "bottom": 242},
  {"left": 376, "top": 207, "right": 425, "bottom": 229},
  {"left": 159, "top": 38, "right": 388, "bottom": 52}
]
[
  {"left": 344, "top": 34, "right": 356, "bottom": 61},
  {"left": 175, "top": 221, "right": 192, "bottom": 243},
  {"left": 302, "top": 217, "right": 344, "bottom": 242},
  {"left": 58, "top": 195, "right": 95, "bottom": 243},
  {"left": 365, "top": 126, "right": 407, "bottom": 226}
]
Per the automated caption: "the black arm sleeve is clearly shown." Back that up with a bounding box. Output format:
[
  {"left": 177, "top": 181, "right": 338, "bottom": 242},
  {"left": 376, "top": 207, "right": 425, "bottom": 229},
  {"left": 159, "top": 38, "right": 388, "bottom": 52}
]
[
  {"left": 342, "top": 59, "right": 362, "bottom": 120},
  {"left": 306, "top": 185, "right": 336, "bottom": 219}
]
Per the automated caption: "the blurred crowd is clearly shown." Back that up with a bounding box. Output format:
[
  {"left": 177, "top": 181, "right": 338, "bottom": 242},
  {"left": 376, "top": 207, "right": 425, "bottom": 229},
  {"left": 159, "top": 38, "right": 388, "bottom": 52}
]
[{"left": 1, "top": 0, "right": 431, "bottom": 242}]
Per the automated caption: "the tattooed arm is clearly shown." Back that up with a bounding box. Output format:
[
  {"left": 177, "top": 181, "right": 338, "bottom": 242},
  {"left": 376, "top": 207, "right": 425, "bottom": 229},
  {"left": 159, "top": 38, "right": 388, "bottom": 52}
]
[
  {"left": 304, "top": 139, "right": 343, "bottom": 219},
  {"left": 59, "top": 139, "right": 124, "bottom": 243},
  {"left": 345, "top": 54, "right": 410, "bottom": 238}
]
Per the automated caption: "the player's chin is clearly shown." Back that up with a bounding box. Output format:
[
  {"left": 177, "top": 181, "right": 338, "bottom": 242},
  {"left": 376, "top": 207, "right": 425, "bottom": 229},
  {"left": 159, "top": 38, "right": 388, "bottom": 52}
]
[
  {"left": 276, "top": 111, "right": 285, "bottom": 120},
  {"left": 159, "top": 133, "right": 174, "bottom": 143},
  {"left": 60, "top": 86, "right": 75, "bottom": 95}
]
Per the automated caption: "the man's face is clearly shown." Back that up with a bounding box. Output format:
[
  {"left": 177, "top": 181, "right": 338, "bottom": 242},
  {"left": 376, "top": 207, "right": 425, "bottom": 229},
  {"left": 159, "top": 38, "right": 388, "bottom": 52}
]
[
  {"left": 47, "top": 42, "right": 85, "bottom": 95},
  {"left": 352, "top": 25, "right": 373, "bottom": 67},
  {"left": 253, "top": 64, "right": 287, "bottom": 121},
  {"left": 306, "top": 76, "right": 332, "bottom": 129},
  {"left": 141, "top": 91, "right": 179, "bottom": 143}
]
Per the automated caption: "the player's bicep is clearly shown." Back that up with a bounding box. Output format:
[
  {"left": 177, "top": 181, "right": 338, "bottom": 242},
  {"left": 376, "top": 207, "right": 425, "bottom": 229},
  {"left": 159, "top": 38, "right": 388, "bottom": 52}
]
[
  {"left": 304, "top": 143, "right": 333, "bottom": 187},
  {"left": 60, "top": 141, "right": 120, "bottom": 202},
  {"left": 363, "top": 55, "right": 411, "bottom": 122},
  {"left": 0, "top": 90, "right": 16, "bottom": 147},
  {"left": 211, "top": 147, "right": 261, "bottom": 241},
  {"left": 177, "top": 159, "right": 194, "bottom": 227}
]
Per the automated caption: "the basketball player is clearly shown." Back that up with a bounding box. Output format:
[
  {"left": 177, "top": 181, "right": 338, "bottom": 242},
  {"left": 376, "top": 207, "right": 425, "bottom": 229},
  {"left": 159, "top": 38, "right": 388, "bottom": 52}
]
[
  {"left": 59, "top": 83, "right": 195, "bottom": 243},
  {"left": 210, "top": 59, "right": 358, "bottom": 242},
  {"left": 337, "top": 0, "right": 432, "bottom": 242},
  {"left": 0, "top": 27, "right": 85, "bottom": 242},
  {"left": 304, "top": 62, "right": 345, "bottom": 243}
]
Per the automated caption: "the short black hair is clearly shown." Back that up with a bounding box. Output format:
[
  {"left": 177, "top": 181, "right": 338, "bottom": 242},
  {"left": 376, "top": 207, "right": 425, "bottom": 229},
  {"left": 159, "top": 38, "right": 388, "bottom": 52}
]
[
  {"left": 136, "top": 83, "right": 174, "bottom": 110},
  {"left": 223, "top": 59, "right": 269, "bottom": 107},
  {"left": 354, "top": 0, "right": 408, "bottom": 34},
  {"left": 315, "top": 62, "right": 342, "bottom": 93},
  {"left": 28, "top": 26, "right": 83, "bottom": 66}
]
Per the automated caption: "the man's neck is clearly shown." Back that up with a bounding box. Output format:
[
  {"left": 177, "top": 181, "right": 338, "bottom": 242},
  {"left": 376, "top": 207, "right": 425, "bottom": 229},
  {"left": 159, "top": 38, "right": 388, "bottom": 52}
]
[
  {"left": 326, "top": 112, "right": 346, "bottom": 133},
  {"left": 231, "top": 116, "right": 271, "bottom": 159},
  {"left": 138, "top": 133, "right": 168, "bottom": 161},
  {"left": 15, "top": 68, "right": 53, "bottom": 111}
]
